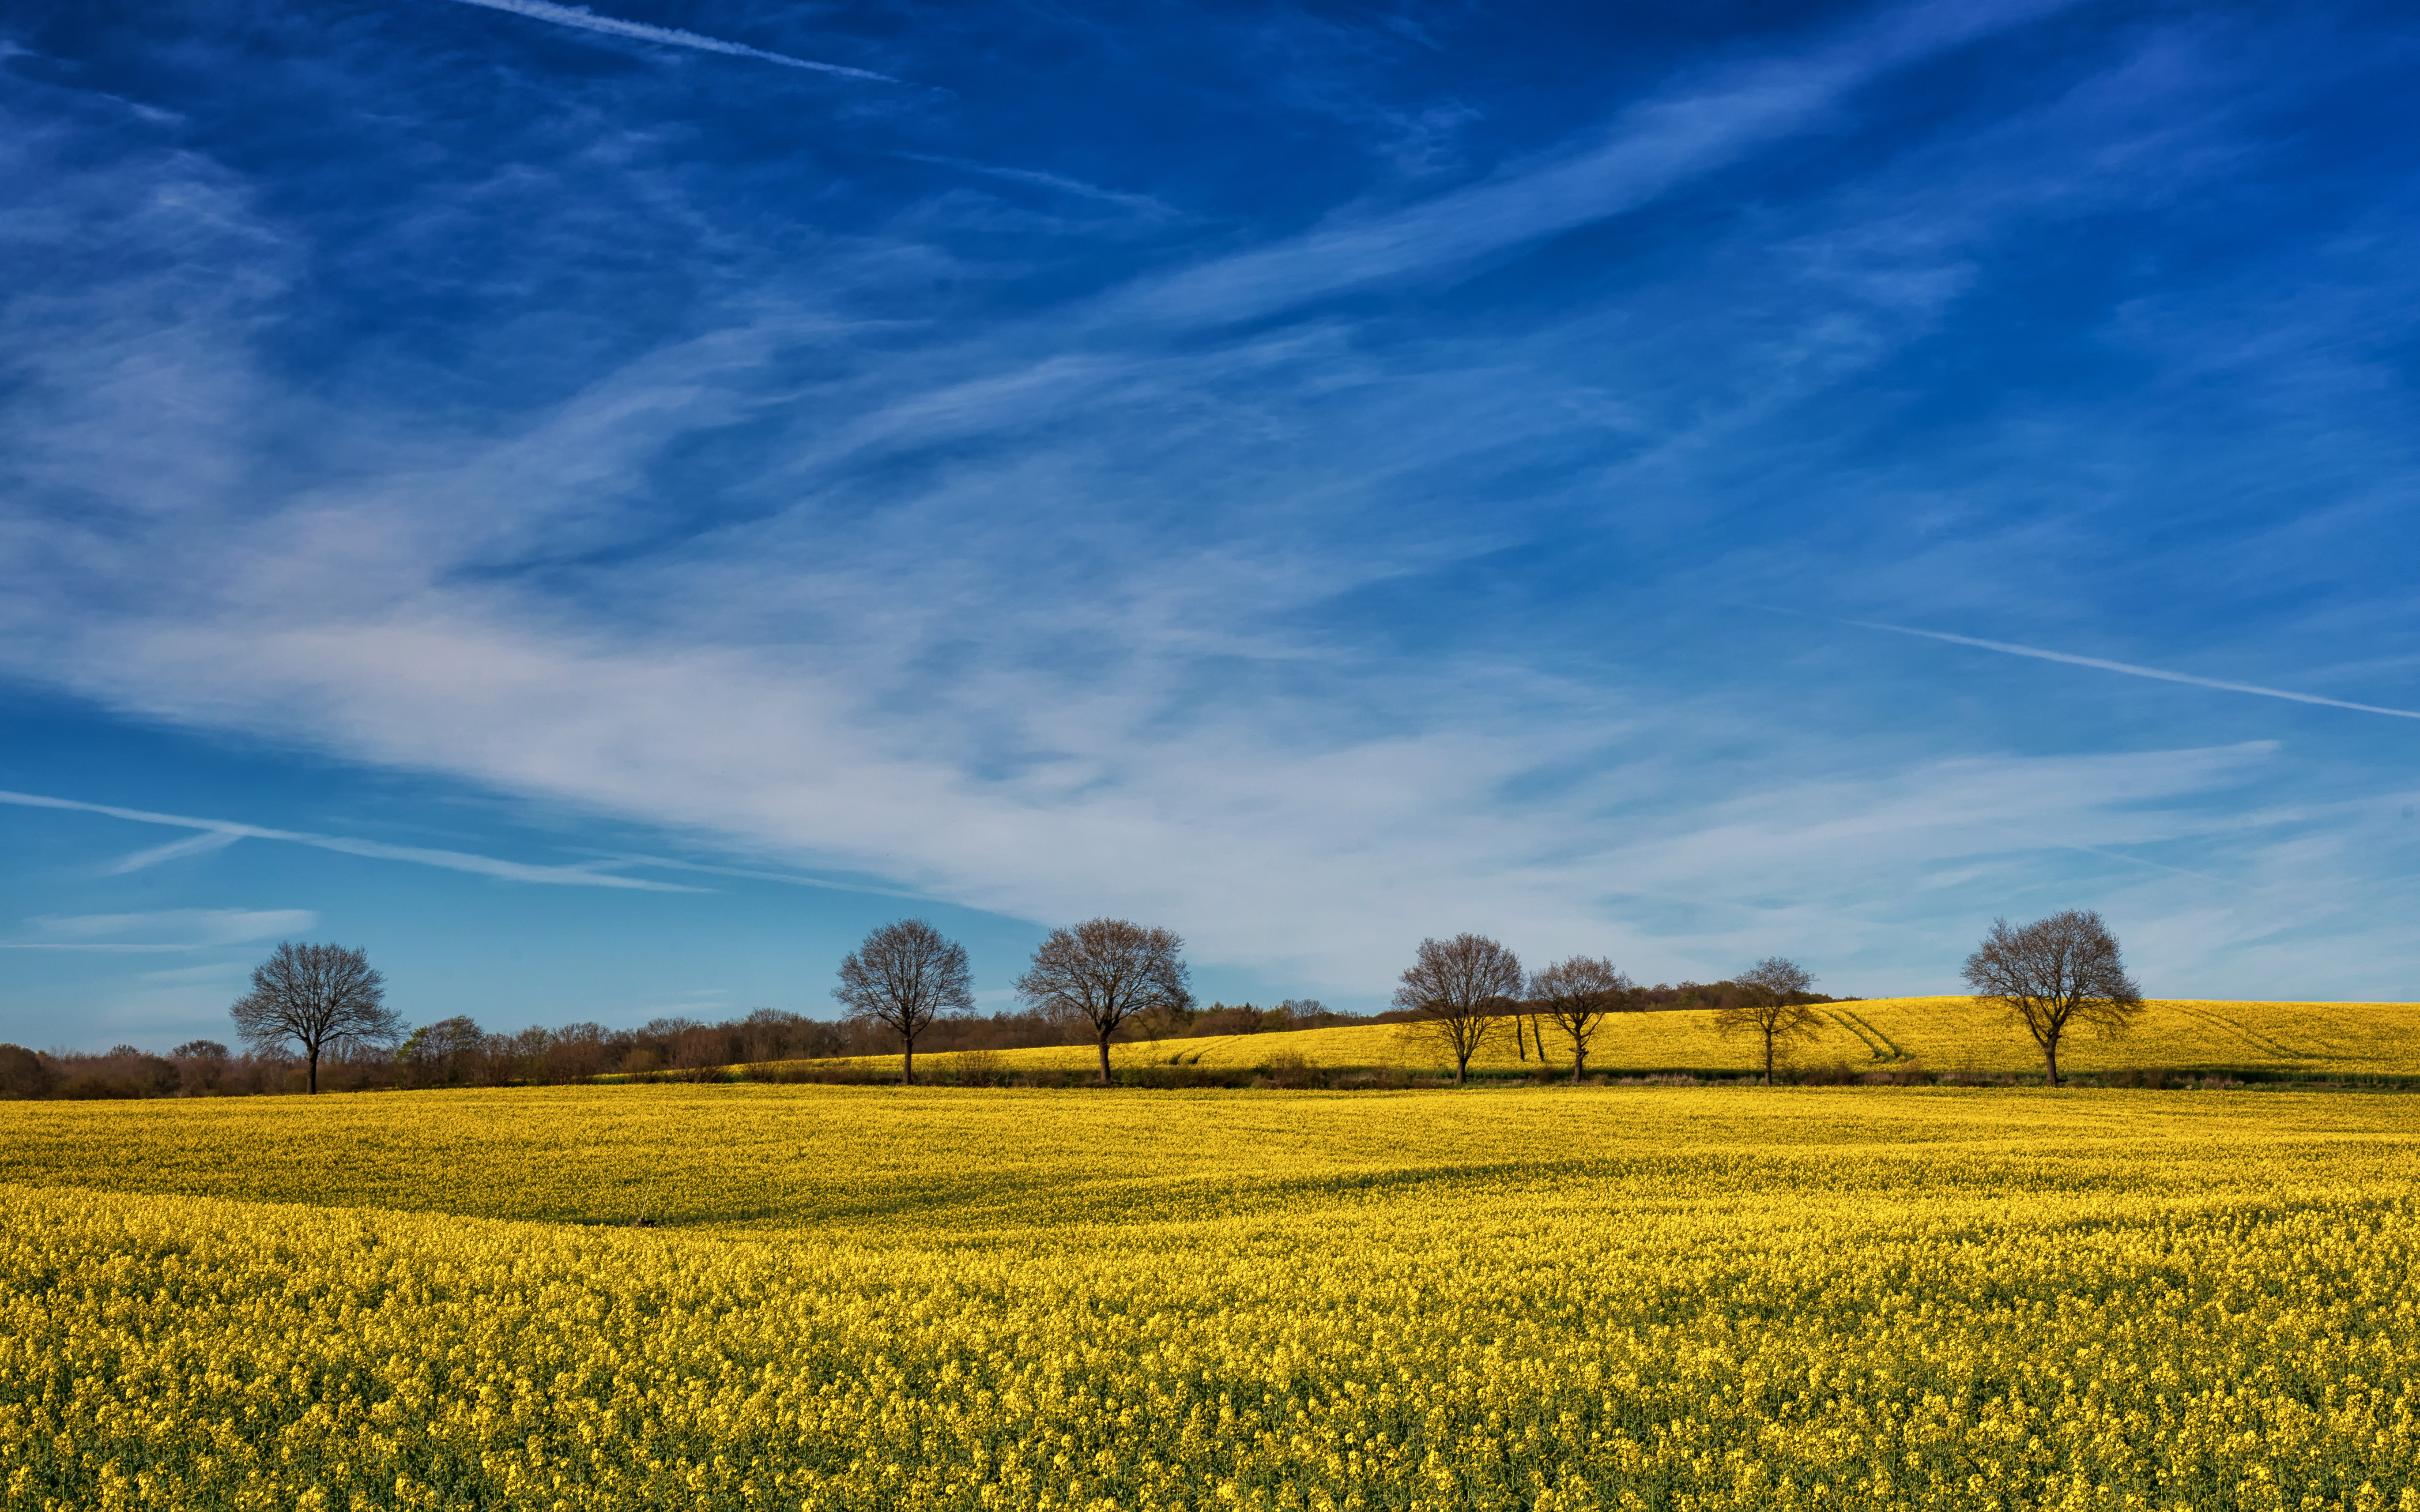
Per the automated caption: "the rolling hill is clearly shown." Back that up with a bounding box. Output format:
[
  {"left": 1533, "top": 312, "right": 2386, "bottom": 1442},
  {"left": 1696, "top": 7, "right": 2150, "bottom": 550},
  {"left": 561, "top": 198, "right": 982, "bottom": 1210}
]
[{"left": 775, "top": 996, "right": 2420, "bottom": 1083}]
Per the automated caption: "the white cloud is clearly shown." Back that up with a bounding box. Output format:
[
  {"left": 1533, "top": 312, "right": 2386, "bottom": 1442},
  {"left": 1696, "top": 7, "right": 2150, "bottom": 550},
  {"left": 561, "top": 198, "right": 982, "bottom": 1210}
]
[
  {"left": 1087, "top": 0, "right": 2086, "bottom": 332},
  {"left": 107, "top": 829, "right": 246, "bottom": 873},
  {"left": 893, "top": 154, "right": 1182, "bottom": 218},
  {"left": 135, "top": 962, "right": 253, "bottom": 984},
  {"left": 2, "top": 0, "right": 2414, "bottom": 1006},
  {"left": 22, "top": 908, "right": 318, "bottom": 948}
]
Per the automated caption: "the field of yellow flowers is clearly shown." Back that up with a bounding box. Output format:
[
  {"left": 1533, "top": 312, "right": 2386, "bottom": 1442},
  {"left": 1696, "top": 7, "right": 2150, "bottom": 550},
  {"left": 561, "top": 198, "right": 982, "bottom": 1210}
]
[
  {"left": 4, "top": 1083, "right": 2416, "bottom": 1510},
  {"left": 812, "top": 996, "right": 2420, "bottom": 1083}
]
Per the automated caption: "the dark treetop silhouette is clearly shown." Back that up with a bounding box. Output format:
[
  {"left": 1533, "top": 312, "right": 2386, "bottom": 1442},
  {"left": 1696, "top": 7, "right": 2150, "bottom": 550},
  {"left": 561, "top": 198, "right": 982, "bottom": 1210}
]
[
  {"left": 1394, "top": 933, "right": 1523, "bottom": 1086},
  {"left": 1528, "top": 955, "right": 1636, "bottom": 1083},
  {"left": 229, "top": 942, "right": 399, "bottom": 1094},
  {"left": 1962, "top": 910, "right": 2143, "bottom": 1086},
  {"left": 1015, "top": 918, "right": 1193, "bottom": 1086},
  {"left": 1711, "top": 956, "right": 1823, "bottom": 1086},
  {"left": 832, "top": 919, "right": 976, "bottom": 1085}
]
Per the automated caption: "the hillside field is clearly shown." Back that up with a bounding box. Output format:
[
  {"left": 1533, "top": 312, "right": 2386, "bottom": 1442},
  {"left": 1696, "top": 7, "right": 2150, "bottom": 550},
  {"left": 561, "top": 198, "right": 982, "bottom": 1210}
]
[
  {"left": 788, "top": 996, "right": 2420, "bottom": 1083},
  {"left": 3, "top": 1082, "right": 2416, "bottom": 1510}
]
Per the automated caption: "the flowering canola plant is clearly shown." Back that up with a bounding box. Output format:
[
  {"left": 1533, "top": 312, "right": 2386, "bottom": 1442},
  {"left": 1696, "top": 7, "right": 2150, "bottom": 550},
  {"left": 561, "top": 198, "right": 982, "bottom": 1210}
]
[
  {"left": 815, "top": 997, "right": 2420, "bottom": 1082},
  {"left": 2, "top": 1084, "right": 2415, "bottom": 1510}
]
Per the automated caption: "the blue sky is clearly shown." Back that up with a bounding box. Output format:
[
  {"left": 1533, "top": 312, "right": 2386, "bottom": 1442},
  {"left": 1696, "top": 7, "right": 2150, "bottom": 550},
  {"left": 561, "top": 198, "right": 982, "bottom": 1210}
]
[{"left": 4, "top": 0, "right": 2417, "bottom": 1050}]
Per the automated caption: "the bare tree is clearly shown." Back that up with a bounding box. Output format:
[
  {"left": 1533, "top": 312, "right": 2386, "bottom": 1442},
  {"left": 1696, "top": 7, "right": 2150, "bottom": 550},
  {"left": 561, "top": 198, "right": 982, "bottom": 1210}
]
[
  {"left": 229, "top": 942, "right": 399, "bottom": 1094},
  {"left": 1962, "top": 910, "right": 2143, "bottom": 1086},
  {"left": 1394, "top": 934, "right": 1523, "bottom": 1085},
  {"left": 1713, "top": 956, "right": 1823, "bottom": 1086},
  {"left": 1016, "top": 919, "right": 1192, "bottom": 1086},
  {"left": 833, "top": 919, "right": 976, "bottom": 1085},
  {"left": 1530, "top": 956, "right": 1636, "bottom": 1083}
]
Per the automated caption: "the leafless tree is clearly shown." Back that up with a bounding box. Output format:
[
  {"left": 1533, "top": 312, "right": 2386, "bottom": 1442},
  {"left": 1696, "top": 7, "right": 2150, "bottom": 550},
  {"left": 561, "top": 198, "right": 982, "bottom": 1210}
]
[
  {"left": 1962, "top": 910, "right": 2143, "bottom": 1086},
  {"left": 1016, "top": 918, "right": 1192, "bottom": 1085},
  {"left": 834, "top": 919, "right": 976, "bottom": 1085},
  {"left": 1530, "top": 956, "right": 1636, "bottom": 1083},
  {"left": 1713, "top": 956, "right": 1823, "bottom": 1085},
  {"left": 1394, "top": 934, "right": 1522, "bottom": 1085},
  {"left": 228, "top": 942, "right": 399, "bottom": 1094}
]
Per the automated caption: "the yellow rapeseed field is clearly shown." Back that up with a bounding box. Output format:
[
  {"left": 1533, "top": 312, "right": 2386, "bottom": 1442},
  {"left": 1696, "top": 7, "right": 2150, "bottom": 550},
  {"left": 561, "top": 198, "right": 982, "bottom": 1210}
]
[
  {"left": 812, "top": 997, "right": 2420, "bottom": 1082},
  {"left": 3, "top": 1083, "right": 2416, "bottom": 1510}
]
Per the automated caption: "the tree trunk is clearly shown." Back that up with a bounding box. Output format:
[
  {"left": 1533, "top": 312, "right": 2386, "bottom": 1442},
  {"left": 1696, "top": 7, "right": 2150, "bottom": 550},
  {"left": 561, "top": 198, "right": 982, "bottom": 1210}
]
[
  {"left": 1454, "top": 1050, "right": 1468, "bottom": 1085},
  {"left": 1571, "top": 1047, "right": 1584, "bottom": 1085},
  {"left": 1097, "top": 1034, "right": 1113, "bottom": 1087},
  {"left": 902, "top": 1034, "right": 914, "bottom": 1087},
  {"left": 2043, "top": 1035, "right": 2060, "bottom": 1087},
  {"left": 1516, "top": 1016, "right": 1528, "bottom": 1061},
  {"left": 308, "top": 1043, "right": 320, "bottom": 1095},
  {"left": 1763, "top": 1032, "right": 1774, "bottom": 1087}
]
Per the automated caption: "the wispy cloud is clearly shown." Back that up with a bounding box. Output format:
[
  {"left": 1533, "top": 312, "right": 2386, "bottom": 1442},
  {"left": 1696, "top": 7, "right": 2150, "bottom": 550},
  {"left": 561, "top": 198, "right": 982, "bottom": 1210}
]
[
  {"left": 0, "top": 24, "right": 2360, "bottom": 995},
  {"left": 3, "top": 908, "right": 318, "bottom": 952},
  {"left": 1092, "top": 0, "right": 2084, "bottom": 332},
  {"left": 569, "top": 850, "right": 931, "bottom": 899},
  {"left": 0, "top": 791, "right": 705, "bottom": 891},
  {"left": 5, "top": 0, "right": 2419, "bottom": 1013},
  {"left": 437, "top": 0, "right": 900, "bottom": 83},
  {"left": 32, "top": 908, "right": 312, "bottom": 941},
  {"left": 136, "top": 962, "right": 253, "bottom": 983},
  {"left": 0, "top": 942, "right": 207, "bottom": 954},
  {"left": 108, "top": 830, "right": 245, "bottom": 873},
  {"left": 894, "top": 153, "right": 1180, "bottom": 216},
  {"left": 1842, "top": 621, "right": 2420, "bottom": 721}
]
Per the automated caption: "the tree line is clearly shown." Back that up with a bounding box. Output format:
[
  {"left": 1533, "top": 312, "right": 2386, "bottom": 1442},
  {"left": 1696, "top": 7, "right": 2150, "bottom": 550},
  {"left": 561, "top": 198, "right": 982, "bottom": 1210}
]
[
  {"left": 0, "top": 983, "right": 1811, "bottom": 1102},
  {"left": 0, "top": 907, "right": 2142, "bottom": 1099},
  {"left": 1390, "top": 939, "right": 1866, "bottom": 1086},
  {"left": 0, "top": 994, "right": 1377, "bottom": 1100},
  {"left": 1383, "top": 910, "right": 2140, "bottom": 1087}
]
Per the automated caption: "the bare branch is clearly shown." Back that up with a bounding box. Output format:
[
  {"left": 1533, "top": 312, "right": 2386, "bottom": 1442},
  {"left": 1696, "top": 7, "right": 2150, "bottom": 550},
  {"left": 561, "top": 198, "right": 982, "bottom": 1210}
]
[
  {"left": 1529, "top": 956, "right": 1636, "bottom": 1083},
  {"left": 1961, "top": 910, "right": 2142, "bottom": 1087},
  {"left": 228, "top": 942, "right": 397, "bottom": 1094},
  {"left": 833, "top": 919, "right": 975, "bottom": 1085},
  {"left": 1015, "top": 919, "right": 1192, "bottom": 1086},
  {"left": 1712, "top": 956, "right": 1823, "bottom": 1086},
  {"left": 1393, "top": 934, "right": 1522, "bottom": 1085}
]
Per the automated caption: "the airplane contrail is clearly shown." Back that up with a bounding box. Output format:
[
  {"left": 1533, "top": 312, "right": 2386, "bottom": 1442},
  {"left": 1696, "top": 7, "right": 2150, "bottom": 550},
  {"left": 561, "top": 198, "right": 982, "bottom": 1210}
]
[
  {"left": 894, "top": 153, "right": 1178, "bottom": 215},
  {"left": 1846, "top": 619, "right": 2420, "bottom": 721},
  {"left": 440, "top": 0, "right": 900, "bottom": 82},
  {"left": 0, "top": 789, "right": 705, "bottom": 891}
]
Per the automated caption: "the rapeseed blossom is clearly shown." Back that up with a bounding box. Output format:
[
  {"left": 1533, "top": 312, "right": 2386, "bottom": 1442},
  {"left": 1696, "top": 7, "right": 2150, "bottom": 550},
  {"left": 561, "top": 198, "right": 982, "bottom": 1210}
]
[
  {"left": 0, "top": 1084, "right": 2413, "bottom": 1509},
  {"left": 803, "top": 996, "right": 2420, "bottom": 1082}
]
